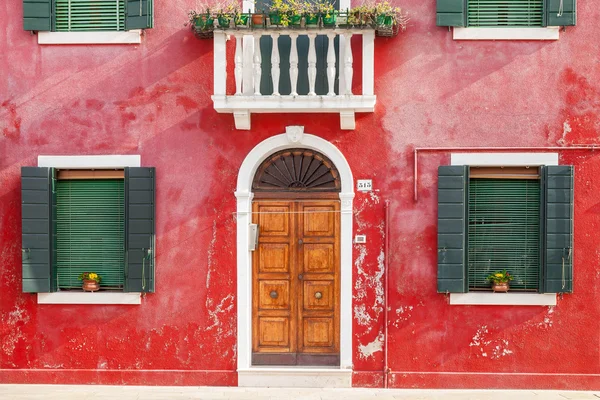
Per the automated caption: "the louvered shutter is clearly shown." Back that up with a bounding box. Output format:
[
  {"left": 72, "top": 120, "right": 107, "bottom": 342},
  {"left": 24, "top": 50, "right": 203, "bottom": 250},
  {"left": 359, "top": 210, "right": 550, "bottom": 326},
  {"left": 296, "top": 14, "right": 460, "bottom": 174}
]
[
  {"left": 125, "top": 167, "right": 155, "bottom": 293},
  {"left": 55, "top": 180, "right": 125, "bottom": 289},
  {"left": 257, "top": 0, "right": 338, "bottom": 95},
  {"left": 22, "top": 167, "right": 56, "bottom": 293},
  {"left": 125, "top": 0, "right": 153, "bottom": 30},
  {"left": 542, "top": 166, "right": 573, "bottom": 293},
  {"left": 55, "top": 0, "right": 125, "bottom": 31},
  {"left": 467, "top": 179, "right": 541, "bottom": 290},
  {"left": 23, "top": 0, "right": 53, "bottom": 31},
  {"left": 437, "top": 0, "right": 466, "bottom": 27},
  {"left": 467, "top": 0, "right": 543, "bottom": 27},
  {"left": 437, "top": 166, "right": 468, "bottom": 293},
  {"left": 546, "top": 0, "right": 576, "bottom": 26}
]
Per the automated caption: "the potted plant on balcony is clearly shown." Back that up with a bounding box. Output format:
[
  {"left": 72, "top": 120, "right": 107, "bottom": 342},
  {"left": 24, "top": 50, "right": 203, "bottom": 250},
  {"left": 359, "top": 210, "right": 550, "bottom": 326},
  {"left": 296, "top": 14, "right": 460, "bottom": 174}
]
[
  {"left": 217, "top": 0, "right": 240, "bottom": 28},
  {"left": 373, "top": 0, "right": 408, "bottom": 36},
  {"left": 187, "top": 8, "right": 215, "bottom": 39},
  {"left": 268, "top": 0, "right": 291, "bottom": 26},
  {"left": 79, "top": 272, "right": 101, "bottom": 292},
  {"left": 487, "top": 270, "right": 514, "bottom": 293}
]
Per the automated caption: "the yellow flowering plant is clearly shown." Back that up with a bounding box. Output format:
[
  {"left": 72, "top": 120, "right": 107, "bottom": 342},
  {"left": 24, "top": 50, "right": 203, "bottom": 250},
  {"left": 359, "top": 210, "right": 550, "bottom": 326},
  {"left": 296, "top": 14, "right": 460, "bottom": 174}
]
[
  {"left": 78, "top": 272, "right": 101, "bottom": 283},
  {"left": 486, "top": 270, "right": 513, "bottom": 284}
]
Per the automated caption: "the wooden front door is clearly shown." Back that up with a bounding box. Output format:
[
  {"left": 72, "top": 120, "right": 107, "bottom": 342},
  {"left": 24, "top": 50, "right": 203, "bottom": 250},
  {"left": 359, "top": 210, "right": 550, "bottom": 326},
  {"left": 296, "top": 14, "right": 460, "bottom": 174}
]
[{"left": 252, "top": 200, "right": 340, "bottom": 366}]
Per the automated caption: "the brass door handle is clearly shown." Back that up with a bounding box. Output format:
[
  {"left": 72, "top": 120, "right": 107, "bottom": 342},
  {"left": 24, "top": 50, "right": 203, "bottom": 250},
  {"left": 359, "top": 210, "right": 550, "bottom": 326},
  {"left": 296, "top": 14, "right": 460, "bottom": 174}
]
[{"left": 315, "top": 291, "right": 323, "bottom": 299}]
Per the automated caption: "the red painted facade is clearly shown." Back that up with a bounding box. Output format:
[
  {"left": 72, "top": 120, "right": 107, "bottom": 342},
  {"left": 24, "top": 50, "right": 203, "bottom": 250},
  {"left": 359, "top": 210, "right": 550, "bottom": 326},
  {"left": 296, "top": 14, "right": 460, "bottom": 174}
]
[{"left": 2, "top": 0, "right": 600, "bottom": 390}]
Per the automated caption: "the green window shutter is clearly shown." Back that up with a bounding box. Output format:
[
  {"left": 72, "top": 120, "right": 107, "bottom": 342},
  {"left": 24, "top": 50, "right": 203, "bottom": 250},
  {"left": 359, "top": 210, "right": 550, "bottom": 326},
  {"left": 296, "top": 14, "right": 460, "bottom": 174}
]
[
  {"left": 437, "top": 0, "right": 466, "bottom": 27},
  {"left": 125, "top": 0, "right": 153, "bottom": 30},
  {"left": 55, "top": 180, "right": 125, "bottom": 289},
  {"left": 21, "top": 167, "right": 56, "bottom": 293},
  {"left": 467, "top": 0, "right": 543, "bottom": 27},
  {"left": 55, "top": 0, "right": 125, "bottom": 32},
  {"left": 468, "top": 179, "right": 541, "bottom": 290},
  {"left": 258, "top": 0, "right": 339, "bottom": 95},
  {"left": 542, "top": 165, "right": 573, "bottom": 293},
  {"left": 545, "top": 0, "right": 576, "bottom": 26},
  {"left": 125, "top": 167, "right": 155, "bottom": 293},
  {"left": 438, "top": 166, "right": 468, "bottom": 293},
  {"left": 24, "top": 0, "right": 53, "bottom": 31}
]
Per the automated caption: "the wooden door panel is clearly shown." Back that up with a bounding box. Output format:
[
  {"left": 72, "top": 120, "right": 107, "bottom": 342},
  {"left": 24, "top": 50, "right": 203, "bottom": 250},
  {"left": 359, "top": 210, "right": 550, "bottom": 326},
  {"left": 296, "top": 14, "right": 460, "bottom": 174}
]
[
  {"left": 257, "top": 204, "right": 291, "bottom": 237},
  {"left": 258, "top": 317, "right": 290, "bottom": 349},
  {"left": 259, "top": 280, "right": 290, "bottom": 310},
  {"left": 258, "top": 243, "right": 290, "bottom": 274},
  {"left": 302, "top": 317, "right": 334, "bottom": 349},
  {"left": 302, "top": 206, "right": 335, "bottom": 237},
  {"left": 303, "top": 281, "right": 334, "bottom": 311},
  {"left": 303, "top": 243, "right": 334, "bottom": 274}
]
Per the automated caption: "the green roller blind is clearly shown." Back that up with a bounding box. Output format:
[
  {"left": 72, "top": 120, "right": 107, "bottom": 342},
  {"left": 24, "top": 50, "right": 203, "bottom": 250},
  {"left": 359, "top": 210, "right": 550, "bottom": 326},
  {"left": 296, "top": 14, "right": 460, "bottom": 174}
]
[
  {"left": 468, "top": 179, "right": 540, "bottom": 291},
  {"left": 56, "top": 179, "right": 125, "bottom": 289},
  {"left": 467, "top": 0, "right": 543, "bottom": 26},
  {"left": 55, "top": 0, "right": 125, "bottom": 32}
]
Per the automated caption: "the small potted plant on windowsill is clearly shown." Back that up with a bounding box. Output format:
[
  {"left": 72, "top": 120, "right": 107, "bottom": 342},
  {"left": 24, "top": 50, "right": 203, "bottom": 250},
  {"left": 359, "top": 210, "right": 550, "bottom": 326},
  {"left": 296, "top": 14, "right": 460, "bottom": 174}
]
[
  {"left": 79, "top": 272, "right": 101, "bottom": 292},
  {"left": 487, "top": 270, "right": 513, "bottom": 293}
]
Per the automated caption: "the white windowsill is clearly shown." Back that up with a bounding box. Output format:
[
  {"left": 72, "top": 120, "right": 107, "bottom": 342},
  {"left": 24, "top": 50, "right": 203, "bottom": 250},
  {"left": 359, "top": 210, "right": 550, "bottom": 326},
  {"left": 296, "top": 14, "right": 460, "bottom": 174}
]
[
  {"left": 38, "top": 292, "right": 142, "bottom": 305},
  {"left": 450, "top": 293, "right": 557, "bottom": 306},
  {"left": 38, "top": 30, "right": 142, "bottom": 45},
  {"left": 453, "top": 27, "right": 560, "bottom": 41}
]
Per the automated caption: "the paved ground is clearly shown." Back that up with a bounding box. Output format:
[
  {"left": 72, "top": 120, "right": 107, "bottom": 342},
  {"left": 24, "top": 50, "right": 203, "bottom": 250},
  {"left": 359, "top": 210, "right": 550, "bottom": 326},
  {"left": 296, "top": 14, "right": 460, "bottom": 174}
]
[{"left": 1, "top": 385, "right": 600, "bottom": 400}]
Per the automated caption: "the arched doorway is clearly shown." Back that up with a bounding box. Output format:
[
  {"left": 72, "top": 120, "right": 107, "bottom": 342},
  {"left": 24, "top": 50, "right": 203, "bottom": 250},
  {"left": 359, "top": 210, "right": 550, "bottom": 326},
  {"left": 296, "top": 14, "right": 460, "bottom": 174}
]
[
  {"left": 235, "top": 127, "right": 354, "bottom": 386},
  {"left": 251, "top": 149, "right": 341, "bottom": 366}
]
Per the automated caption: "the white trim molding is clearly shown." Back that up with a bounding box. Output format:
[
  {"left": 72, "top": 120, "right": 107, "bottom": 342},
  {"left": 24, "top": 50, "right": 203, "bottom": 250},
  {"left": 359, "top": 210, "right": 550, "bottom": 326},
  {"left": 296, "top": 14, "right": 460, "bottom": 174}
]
[
  {"left": 238, "top": 368, "right": 352, "bottom": 388},
  {"left": 37, "top": 154, "right": 142, "bottom": 305},
  {"left": 38, "top": 155, "right": 141, "bottom": 169},
  {"left": 38, "top": 30, "right": 142, "bottom": 45},
  {"left": 235, "top": 127, "right": 354, "bottom": 381},
  {"left": 450, "top": 293, "right": 556, "bottom": 306},
  {"left": 453, "top": 27, "right": 560, "bottom": 41},
  {"left": 38, "top": 293, "right": 141, "bottom": 305},
  {"left": 450, "top": 152, "right": 559, "bottom": 306}
]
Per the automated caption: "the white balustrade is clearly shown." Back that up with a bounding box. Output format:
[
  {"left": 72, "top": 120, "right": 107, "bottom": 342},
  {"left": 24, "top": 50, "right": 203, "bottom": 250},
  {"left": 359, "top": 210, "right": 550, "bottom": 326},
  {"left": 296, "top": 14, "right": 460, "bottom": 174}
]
[{"left": 212, "top": 27, "right": 377, "bottom": 130}]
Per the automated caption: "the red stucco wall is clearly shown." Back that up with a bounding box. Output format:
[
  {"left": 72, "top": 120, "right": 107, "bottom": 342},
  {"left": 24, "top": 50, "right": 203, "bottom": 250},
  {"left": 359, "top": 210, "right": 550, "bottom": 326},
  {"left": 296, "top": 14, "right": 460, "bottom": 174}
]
[{"left": 2, "top": 0, "right": 600, "bottom": 389}]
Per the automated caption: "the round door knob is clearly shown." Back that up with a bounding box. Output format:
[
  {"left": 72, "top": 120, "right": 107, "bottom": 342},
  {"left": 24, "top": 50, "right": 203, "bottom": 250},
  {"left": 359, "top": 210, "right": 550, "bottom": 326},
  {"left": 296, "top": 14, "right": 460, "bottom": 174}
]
[
  {"left": 270, "top": 291, "right": 278, "bottom": 299},
  {"left": 315, "top": 291, "right": 323, "bottom": 299}
]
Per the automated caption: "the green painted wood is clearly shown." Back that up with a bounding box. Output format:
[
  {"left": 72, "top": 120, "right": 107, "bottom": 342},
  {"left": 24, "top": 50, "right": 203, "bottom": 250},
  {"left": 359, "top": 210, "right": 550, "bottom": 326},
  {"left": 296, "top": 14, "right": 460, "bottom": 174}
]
[
  {"left": 257, "top": 0, "right": 339, "bottom": 95},
  {"left": 546, "top": 0, "right": 575, "bottom": 26},
  {"left": 467, "top": 0, "right": 543, "bottom": 27},
  {"left": 21, "top": 167, "right": 55, "bottom": 293},
  {"left": 437, "top": 166, "right": 468, "bottom": 293},
  {"left": 125, "top": 167, "right": 155, "bottom": 293},
  {"left": 468, "top": 179, "right": 541, "bottom": 291},
  {"left": 55, "top": 0, "right": 125, "bottom": 31},
  {"left": 23, "top": 0, "right": 53, "bottom": 31},
  {"left": 55, "top": 179, "right": 125, "bottom": 289},
  {"left": 542, "top": 165, "right": 573, "bottom": 293},
  {"left": 125, "top": 0, "right": 153, "bottom": 30},
  {"left": 437, "top": 0, "right": 466, "bottom": 27}
]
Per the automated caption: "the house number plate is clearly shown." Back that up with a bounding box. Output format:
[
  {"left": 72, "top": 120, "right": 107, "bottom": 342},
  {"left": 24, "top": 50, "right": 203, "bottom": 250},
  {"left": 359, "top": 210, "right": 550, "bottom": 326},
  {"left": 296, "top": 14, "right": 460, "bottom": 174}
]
[{"left": 357, "top": 180, "right": 372, "bottom": 192}]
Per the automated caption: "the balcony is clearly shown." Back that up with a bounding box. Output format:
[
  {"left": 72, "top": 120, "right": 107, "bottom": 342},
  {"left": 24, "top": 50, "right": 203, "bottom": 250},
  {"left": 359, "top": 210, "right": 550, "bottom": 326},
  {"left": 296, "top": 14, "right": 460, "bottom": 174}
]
[{"left": 211, "top": 27, "right": 376, "bottom": 130}]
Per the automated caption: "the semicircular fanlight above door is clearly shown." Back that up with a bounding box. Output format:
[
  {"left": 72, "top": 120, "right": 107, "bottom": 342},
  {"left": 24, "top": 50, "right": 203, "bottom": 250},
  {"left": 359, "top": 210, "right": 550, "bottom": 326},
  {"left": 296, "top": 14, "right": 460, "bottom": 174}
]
[{"left": 252, "top": 149, "right": 341, "bottom": 192}]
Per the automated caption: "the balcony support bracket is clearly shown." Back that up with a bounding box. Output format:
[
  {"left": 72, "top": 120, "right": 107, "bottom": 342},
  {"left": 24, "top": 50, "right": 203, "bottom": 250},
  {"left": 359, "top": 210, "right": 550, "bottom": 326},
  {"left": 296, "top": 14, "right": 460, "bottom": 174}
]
[{"left": 234, "top": 110, "right": 251, "bottom": 130}]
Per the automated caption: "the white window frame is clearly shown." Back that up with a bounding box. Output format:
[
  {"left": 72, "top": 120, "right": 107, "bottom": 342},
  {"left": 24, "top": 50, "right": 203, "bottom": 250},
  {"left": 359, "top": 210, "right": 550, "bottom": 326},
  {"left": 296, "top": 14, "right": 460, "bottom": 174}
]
[
  {"left": 453, "top": 27, "right": 560, "bottom": 41},
  {"left": 35, "top": 155, "right": 142, "bottom": 305},
  {"left": 449, "top": 152, "right": 558, "bottom": 306},
  {"left": 38, "top": 30, "right": 142, "bottom": 45}
]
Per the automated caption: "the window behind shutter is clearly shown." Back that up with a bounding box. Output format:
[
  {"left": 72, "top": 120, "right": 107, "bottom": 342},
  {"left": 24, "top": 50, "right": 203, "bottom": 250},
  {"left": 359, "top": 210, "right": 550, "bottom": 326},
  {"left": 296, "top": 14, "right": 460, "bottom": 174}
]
[
  {"left": 546, "top": 0, "right": 576, "bottom": 26},
  {"left": 24, "top": 0, "right": 53, "bottom": 31},
  {"left": 125, "top": 0, "right": 153, "bottom": 30},
  {"left": 437, "top": 166, "right": 468, "bottom": 293},
  {"left": 55, "top": 179, "right": 125, "bottom": 289},
  {"left": 55, "top": 0, "right": 125, "bottom": 31},
  {"left": 542, "top": 165, "right": 574, "bottom": 293},
  {"left": 125, "top": 167, "right": 155, "bottom": 293},
  {"left": 22, "top": 167, "right": 56, "bottom": 293},
  {"left": 437, "top": 0, "right": 466, "bottom": 27},
  {"left": 468, "top": 179, "right": 541, "bottom": 291},
  {"left": 467, "top": 0, "right": 543, "bottom": 27}
]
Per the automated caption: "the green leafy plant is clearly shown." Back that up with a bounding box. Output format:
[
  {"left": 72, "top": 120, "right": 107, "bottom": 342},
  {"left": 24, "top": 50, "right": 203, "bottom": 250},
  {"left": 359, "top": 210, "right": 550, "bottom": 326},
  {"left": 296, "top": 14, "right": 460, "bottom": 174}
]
[
  {"left": 78, "top": 272, "right": 101, "bottom": 283},
  {"left": 486, "top": 270, "right": 514, "bottom": 284}
]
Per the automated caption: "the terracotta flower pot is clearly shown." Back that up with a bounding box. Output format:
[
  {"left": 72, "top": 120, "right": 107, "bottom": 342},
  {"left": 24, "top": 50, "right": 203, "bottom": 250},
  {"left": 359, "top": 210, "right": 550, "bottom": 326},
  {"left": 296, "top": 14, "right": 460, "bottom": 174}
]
[
  {"left": 492, "top": 282, "right": 509, "bottom": 292},
  {"left": 83, "top": 279, "right": 100, "bottom": 292},
  {"left": 252, "top": 13, "right": 265, "bottom": 27}
]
